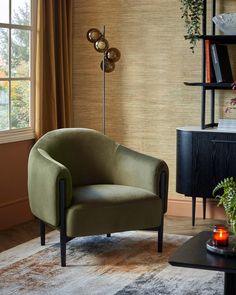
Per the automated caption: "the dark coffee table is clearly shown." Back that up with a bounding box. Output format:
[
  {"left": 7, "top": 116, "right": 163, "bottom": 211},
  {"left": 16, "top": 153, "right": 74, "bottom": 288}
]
[{"left": 169, "top": 231, "right": 236, "bottom": 295}]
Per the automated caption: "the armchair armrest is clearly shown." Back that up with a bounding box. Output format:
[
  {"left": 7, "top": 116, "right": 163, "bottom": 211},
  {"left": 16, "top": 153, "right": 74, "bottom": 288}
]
[
  {"left": 113, "top": 145, "right": 169, "bottom": 213},
  {"left": 28, "top": 148, "right": 72, "bottom": 226}
]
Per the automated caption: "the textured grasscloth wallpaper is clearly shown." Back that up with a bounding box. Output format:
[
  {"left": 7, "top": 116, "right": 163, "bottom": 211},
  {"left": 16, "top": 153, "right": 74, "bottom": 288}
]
[{"left": 72, "top": 0, "right": 236, "bottom": 204}]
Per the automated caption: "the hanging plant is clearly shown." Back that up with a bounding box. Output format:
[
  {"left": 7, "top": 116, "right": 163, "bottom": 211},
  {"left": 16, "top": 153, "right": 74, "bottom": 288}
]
[{"left": 180, "top": 0, "right": 204, "bottom": 53}]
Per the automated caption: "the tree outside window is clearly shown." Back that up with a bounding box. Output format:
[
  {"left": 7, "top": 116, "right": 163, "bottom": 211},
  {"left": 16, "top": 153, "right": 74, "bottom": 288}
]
[{"left": 0, "top": 0, "right": 32, "bottom": 131}]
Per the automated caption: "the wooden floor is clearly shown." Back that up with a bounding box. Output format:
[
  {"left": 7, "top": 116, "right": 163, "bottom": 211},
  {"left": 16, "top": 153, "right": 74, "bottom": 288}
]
[{"left": 0, "top": 216, "right": 224, "bottom": 253}]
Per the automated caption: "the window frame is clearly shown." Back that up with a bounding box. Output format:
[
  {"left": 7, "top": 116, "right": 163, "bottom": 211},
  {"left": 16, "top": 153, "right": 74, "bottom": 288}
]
[{"left": 0, "top": 0, "right": 36, "bottom": 144}]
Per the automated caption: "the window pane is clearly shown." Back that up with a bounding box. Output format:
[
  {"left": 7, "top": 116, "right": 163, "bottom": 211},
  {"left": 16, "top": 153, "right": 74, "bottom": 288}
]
[
  {"left": 0, "top": 81, "right": 9, "bottom": 130},
  {"left": 0, "top": 0, "right": 9, "bottom": 24},
  {"left": 11, "top": 80, "right": 30, "bottom": 128},
  {"left": 11, "top": 0, "right": 31, "bottom": 25},
  {"left": 0, "top": 28, "right": 9, "bottom": 77},
  {"left": 11, "top": 29, "right": 30, "bottom": 77}
]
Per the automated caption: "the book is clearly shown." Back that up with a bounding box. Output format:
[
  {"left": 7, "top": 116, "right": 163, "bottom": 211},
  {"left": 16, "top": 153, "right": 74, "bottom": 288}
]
[
  {"left": 211, "top": 44, "right": 234, "bottom": 83},
  {"left": 205, "top": 40, "right": 216, "bottom": 83},
  {"left": 218, "top": 119, "right": 236, "bottom": 130}
]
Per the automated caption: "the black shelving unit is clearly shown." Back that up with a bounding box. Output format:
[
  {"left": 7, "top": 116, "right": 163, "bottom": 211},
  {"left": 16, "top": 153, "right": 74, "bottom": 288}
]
[
  {"left": 185, "top": 0, "right": 236, "bottom": 129},
  {"left": 201, "top": 35, "right": 236, "bottom": 43},
  {"left": 184, "top": 82, "right": 232, "bottom": 89}
]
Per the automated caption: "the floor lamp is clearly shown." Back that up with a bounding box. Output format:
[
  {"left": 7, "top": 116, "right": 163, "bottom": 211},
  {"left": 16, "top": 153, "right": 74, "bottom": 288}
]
[{"left": 87, "top": 26, "right": 121, "bottom": 135}]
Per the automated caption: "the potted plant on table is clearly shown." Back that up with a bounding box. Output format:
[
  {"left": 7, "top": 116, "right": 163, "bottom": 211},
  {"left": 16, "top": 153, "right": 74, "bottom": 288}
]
[{"left": 213, "top": 177, "right": 236, "bottom": 234}]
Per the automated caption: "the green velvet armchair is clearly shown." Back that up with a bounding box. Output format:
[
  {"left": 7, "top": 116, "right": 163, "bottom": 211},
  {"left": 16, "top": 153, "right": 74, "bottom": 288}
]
[{"left": 28, "top": 128, "right": 169, "bottom": 266}]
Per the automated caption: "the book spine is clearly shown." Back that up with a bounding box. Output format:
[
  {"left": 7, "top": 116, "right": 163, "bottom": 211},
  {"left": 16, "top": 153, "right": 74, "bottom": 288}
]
[
  {"left": 205, "top": 40, "right": 211, "bottom": 83},
  {"left": 211, "top": 44, "right": 223, "bottom": 83}
]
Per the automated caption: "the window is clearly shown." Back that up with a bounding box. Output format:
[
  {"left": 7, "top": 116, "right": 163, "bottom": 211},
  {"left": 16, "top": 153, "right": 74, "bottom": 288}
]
[{"left": 0, "top": 0, "right": 35, "bottom": 143}]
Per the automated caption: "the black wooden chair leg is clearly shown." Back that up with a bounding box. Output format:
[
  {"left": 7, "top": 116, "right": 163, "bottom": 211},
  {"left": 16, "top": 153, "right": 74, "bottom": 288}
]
[
  {"left": 60, "top": 229, "right": 66, "bottom": 267},
  {"left": 157, "top": 170, "right": 167, "bottom": 253},
  {"left": 60, "top": 179, "right": 67, "bottom": 267},
  {"left": 158, "top": 216, "right": 164, "bottom": 252},
  {"left": 203, "top": 198, "right": 206, "bottom": 220},
  {"left": 192, "top": 196, "right": 196, "bottom": 227},
  {"left": 40, "top": 220, "right": 45, "bottom": 246}
]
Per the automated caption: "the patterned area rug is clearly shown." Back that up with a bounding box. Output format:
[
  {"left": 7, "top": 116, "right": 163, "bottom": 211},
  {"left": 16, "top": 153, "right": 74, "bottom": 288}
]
[{"left": 0, "top": 231, "right": 223, "bottom": 295}]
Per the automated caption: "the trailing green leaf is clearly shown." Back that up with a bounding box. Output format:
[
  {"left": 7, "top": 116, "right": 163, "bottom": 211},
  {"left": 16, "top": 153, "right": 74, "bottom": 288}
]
[
  {"left": 213, "top": 177, "right": 236, "bottom": 227},
  {"left": 180, "top": 0, "right": 204, "bottom": 53}
]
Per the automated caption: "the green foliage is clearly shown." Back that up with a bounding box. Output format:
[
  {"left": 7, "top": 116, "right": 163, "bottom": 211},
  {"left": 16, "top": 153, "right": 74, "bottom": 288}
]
[
  {"left": 0, "top": 2, "right": 30, "bottom": 70},
  {"left": 0, "top": 104, "right": 9, "bottom": 130},
  {"left": 13, "top": 2, "right": 30, "bottom": 26},
  {"left": 213, "top": 177, "right": 236, "bottom": 229},
  {"left": 180, "top": 0, "right": 204, "bottom": 53},
  {"left": 0, "top": 2, "right": 30, "bottom": 130},
  {"left": 11, "top": 80, "right": 29, "bottom": 128}
]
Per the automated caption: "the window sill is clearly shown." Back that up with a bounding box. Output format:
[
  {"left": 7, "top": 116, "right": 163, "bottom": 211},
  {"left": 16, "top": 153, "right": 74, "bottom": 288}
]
[{"left": 0, "top": 128, "right": 35, "bottom": 144}]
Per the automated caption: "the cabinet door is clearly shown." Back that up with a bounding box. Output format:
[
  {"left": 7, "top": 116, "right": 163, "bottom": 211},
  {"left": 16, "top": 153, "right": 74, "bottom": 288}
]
[
  {"left": 192, "top": 132, "right": 236, "bottom": 197},
  {"left": 176, "top": 130, "right": 193, "bottom": 195},
  {"left": 211, "top": 134, "right": 236, "bottom": 183}
]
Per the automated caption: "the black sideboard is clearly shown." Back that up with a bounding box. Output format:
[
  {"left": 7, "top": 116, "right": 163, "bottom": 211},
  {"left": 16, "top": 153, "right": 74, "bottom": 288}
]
[{"left": 176, "top": 127, "right": 236, "bottom": 226}]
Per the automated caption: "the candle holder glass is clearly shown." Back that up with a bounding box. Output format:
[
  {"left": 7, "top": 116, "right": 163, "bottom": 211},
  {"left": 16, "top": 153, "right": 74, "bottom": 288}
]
[
  {"left": 213, "top": 224, "right": 229, "bottom": 247},
  {"left": 206, "top": 224, "right": 236, "bottom": 256}
]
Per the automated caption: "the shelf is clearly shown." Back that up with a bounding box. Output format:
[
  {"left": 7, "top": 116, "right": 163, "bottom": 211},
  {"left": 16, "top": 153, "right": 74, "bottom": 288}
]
[
  {"left": 198, "top": 35, "right": 236, "bottom": 44},
  {"left": 184, "top": 82, "right": 233, "bottom": 89},
  {"left": 184, "top": 1, "right": 236, "bottom": 129}
]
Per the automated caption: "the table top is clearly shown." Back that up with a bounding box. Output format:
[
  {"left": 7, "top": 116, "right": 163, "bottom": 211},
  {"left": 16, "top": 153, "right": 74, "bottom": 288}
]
[
  {"left": 169, "top": 231, "right": 236, "bottom": 273},
  {"left": 177, "top": 126, "right": 236, "bottom": 134}
]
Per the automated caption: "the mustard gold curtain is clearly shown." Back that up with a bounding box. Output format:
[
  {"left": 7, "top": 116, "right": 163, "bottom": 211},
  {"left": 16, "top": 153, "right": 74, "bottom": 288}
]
[{"left": 35, "top": 0, "right": 72, "bottom": 139}]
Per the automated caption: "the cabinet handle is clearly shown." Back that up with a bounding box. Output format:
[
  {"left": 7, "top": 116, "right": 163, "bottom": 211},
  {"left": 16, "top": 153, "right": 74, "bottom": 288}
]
[{"left": 211, "top": 140, "right": 236, "bottom": 144}]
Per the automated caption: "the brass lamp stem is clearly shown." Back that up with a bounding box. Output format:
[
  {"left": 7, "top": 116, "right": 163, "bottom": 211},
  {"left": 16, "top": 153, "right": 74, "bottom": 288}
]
[{"left": 102, "top": 25, "right": 106, "bottom": 135}]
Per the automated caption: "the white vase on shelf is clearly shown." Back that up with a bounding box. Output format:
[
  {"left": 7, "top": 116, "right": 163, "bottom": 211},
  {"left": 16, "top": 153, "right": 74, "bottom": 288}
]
[{"left": 212, "top": 13, "right": 236, "bottom": 35}]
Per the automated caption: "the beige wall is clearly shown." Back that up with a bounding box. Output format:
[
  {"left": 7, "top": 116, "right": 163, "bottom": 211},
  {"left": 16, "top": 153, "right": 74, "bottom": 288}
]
[
  {"left": 0, "top": 140, "right": 34, "bottom": 230},
  {"left": 72, "top": 0, "right": 235, "bottom": 218},
  {"left": 3, "top": 1, "right": 236, "bottom": 230}
]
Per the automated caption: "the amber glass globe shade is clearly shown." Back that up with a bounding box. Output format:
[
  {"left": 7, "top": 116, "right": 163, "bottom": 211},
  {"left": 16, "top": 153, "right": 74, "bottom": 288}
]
[
  {"left": 100, "top": 59, "right": 115, "bottom": 73},
  {"left": 94, "top": 37, "right": 109, "bottom": 53},
  {"left": 87, "top": 28, "right": 102, "bottom": 43},
  {"left": 106, "top": 48, "right": 121, "bottom": 62}
]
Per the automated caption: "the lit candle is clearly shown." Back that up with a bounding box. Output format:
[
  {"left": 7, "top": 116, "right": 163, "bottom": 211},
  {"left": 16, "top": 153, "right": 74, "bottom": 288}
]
[{"left": 213, "top": 225, "right": 229, "bottom": 247}]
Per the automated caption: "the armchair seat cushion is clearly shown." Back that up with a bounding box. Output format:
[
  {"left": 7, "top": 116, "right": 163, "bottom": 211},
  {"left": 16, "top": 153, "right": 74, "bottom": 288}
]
[{"left": 66, "top": 184, "right": 162, "bottom": 237}]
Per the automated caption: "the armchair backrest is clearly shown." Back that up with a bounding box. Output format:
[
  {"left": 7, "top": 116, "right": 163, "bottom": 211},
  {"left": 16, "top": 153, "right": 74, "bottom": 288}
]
[{"left": 33, "top": 128, "right": 118, "bottom": 186}]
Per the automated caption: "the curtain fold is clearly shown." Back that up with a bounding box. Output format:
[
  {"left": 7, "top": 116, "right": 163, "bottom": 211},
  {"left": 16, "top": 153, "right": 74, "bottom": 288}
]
[{"left": 35, "top": 0, "right": 72, "bottom": 139}]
